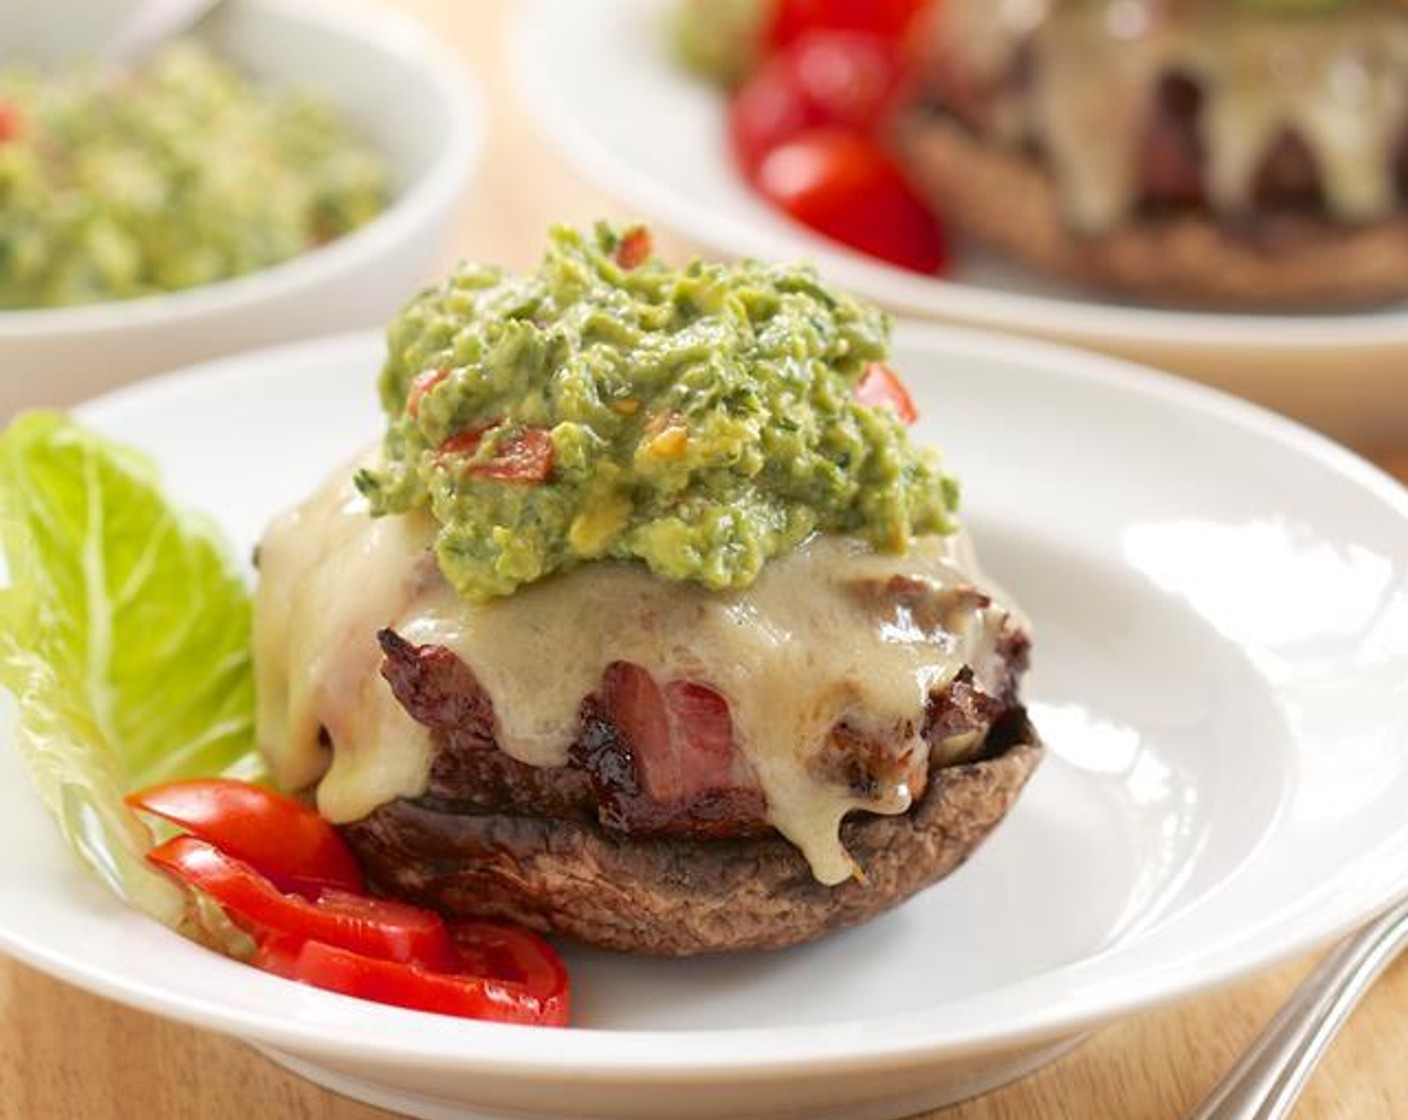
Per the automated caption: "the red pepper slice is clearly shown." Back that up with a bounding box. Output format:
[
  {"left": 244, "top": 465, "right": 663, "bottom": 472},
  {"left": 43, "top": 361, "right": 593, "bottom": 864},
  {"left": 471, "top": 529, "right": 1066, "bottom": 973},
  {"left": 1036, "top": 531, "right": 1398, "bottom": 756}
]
[
  {"left": 127, "top": 778, "right": 365, "bottom": 896},
  {"left": 253, "top": 935, "right": 567, "bottom": 1026},
  {"left": 147, "top": 836, "right": 455, "bottom": 968},
  {"left": 754, "top": 129, "right": 947, "bottom": 275},
  {"left": 855, "top": 362, "right": 917, "bottom": 424}
]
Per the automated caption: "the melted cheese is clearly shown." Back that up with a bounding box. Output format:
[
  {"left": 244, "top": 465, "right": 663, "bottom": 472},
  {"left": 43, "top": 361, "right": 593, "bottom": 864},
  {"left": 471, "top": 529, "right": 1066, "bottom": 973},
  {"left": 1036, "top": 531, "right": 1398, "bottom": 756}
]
[
  {"left": 254, "top": 461, "right": 439, "bottom": 822},
  {"left": 254, "top": 463, "right": 1020, "bottom": 885},
  {"left": 945, "top": 0, "right": 1408, "bottom": 230}
]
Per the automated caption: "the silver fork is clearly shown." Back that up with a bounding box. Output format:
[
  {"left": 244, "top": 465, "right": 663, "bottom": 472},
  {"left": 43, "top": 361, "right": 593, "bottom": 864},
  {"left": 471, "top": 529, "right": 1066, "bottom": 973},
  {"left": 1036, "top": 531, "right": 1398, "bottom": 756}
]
[{"left": 1189, "top": 891, "right": 1408, "bottom": 1120}]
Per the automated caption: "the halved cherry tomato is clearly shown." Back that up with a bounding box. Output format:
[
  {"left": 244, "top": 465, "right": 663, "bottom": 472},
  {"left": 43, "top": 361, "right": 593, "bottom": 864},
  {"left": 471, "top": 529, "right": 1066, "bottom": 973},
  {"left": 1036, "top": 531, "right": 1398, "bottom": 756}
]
[
  {"left": 407, "top": 367, "right": 451, "bottom": 420},
  {"left": 754, "top": 128, "right": 947, "bottom": 274},
  {"left": 147, "top": 836, "right": 455, "bottom": 968},
  {"left": 254, "top": 935, "right": 567, "bottom": 1026},
  {"left": 729, "top": 31, "right": 905, "bottom": 175},
  {"left": 855, "top": 361, "right": 917, "bottom": 424},
  {"left": 127, "top": 778, "right": 364, "bottom": 897},
  {"left": 0, "top": 103, "right": 21, "bottom": 144},
  {"left": 767, "top": 0, "right": 929, "bottom": 51}
]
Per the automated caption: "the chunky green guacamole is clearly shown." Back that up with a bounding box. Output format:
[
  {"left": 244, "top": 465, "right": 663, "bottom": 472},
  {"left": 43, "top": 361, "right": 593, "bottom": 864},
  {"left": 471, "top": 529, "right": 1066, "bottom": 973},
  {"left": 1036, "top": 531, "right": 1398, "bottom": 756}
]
[
  {"left": 0, "top": 42, "right": 386, "bottom": 309},
  {"left": 357, "top": 224, "right": 959, "bottom": 602}
]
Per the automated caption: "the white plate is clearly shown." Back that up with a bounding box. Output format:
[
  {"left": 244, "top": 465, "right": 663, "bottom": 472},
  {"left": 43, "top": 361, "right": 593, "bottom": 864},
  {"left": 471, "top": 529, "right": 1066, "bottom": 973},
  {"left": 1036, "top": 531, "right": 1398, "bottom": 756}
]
[
  {"left": 511, "top": 0, "right": 1408, "bottom": 448},
  {"left": 3, "top": 329, "right": 1408, "bottom": 1120}
]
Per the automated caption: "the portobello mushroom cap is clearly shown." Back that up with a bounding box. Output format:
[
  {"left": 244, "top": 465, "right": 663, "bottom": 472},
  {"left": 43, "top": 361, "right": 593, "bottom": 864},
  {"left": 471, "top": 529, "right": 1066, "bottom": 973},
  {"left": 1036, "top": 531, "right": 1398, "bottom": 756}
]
[{"left": 342, "top": 711, "right": 1041, "bottom": 956}]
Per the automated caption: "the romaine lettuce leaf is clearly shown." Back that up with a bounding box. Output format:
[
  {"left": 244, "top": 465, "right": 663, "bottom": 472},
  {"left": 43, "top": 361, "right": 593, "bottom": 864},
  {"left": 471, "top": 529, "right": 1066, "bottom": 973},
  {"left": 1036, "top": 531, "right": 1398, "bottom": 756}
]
[{"left": 0, "top": 411, "right": 260, "bottom": 930}]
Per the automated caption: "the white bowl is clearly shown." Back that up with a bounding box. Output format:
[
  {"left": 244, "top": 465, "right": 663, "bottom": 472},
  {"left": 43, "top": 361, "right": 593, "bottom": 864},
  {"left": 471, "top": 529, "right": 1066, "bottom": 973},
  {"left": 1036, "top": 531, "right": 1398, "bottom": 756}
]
[
  {"left": 0, "top": 0, "right": 483, "bottom": 418},
  {"left": 2, "top": 328, "right": 1406, "bottom": 1120}
]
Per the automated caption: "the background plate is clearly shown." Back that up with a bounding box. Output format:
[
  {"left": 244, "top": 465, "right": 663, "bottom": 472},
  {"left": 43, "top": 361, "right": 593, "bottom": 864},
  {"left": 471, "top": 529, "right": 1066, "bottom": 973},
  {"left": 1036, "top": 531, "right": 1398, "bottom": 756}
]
[{"left": 512, "top": 0, "right": 1408, "bottom": 448}]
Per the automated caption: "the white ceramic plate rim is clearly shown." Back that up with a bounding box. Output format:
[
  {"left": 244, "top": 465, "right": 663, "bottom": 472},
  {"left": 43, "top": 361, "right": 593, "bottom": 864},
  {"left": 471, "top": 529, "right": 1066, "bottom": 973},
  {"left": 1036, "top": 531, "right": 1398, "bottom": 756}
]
[
  {"left": 0, "top": 0, "right": 482, "bottom": 340},
  {"left": 2, "top": 326, "right": 1407, "bottom": 1078},
  {"left": 510, "top": 0, "right": 1408, "bottom": 352}
]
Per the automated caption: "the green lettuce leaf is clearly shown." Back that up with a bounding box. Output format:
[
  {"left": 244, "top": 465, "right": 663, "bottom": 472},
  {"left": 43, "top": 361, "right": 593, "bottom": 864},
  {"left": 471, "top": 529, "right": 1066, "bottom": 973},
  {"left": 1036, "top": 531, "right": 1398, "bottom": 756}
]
[{"left": 0, "top": 411, "right": 260, "bottom": 932}]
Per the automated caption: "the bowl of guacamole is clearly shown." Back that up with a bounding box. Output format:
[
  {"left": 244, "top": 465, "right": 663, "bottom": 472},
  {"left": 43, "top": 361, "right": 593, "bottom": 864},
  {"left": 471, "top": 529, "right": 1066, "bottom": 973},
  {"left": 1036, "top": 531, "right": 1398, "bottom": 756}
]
[
  {"left": 0, "top": 0, "right": 482, "bottom": 417},
  {"left": 0, "top": 41, "right": 388, "bottom": 310}
]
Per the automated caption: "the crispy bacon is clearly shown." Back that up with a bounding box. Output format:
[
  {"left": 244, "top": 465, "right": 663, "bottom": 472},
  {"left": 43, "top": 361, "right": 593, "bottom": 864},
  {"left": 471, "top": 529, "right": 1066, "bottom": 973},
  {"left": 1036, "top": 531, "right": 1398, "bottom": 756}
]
[
  {"left": 596, "top": 662, "right": 755, "bottom": 808},
  {"left": 374, "top": 616, "right": 1028, "bottom": 840}
]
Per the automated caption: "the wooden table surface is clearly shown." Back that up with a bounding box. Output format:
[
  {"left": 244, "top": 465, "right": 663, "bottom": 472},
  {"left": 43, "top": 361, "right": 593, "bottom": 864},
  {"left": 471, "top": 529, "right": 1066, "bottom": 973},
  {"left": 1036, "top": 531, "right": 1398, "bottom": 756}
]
[{"left": 3, "top": 2, "right": 1407, "bottom": 1118}]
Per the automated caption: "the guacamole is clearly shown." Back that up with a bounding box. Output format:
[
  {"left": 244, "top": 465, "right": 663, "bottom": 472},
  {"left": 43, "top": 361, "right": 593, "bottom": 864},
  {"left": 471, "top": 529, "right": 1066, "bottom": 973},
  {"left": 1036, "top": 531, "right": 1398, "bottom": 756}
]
[
  {"left": 0, "top": 42, "right": 386, "bottom": 309},
  {"left": 357, "top": 224, "right": 959, "bottom": 602}
]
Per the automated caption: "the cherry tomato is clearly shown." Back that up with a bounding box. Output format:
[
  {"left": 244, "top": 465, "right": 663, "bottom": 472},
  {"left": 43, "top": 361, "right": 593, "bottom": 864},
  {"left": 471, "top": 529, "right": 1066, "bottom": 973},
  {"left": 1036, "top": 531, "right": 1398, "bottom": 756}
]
[
  {"left": 729, "top": 31, "right": 905, "bottom": 175},
  {"left": 147, "top": 836, "right": 455, "bottom": 968},
  {"left": 127, "top": 778, "right": 364, "bottom": 896},
  {"left": 767, "top": 0, "right": 929, "bottom": 52},
  {"left": 754, "top": 128, "right": 947, "bottom": 273},
  {"left": 855, "top": 362, "right": 917, "bottom": 424},
  {"left": 254, "top": 935, "right": 567, "bottom": 1026}
]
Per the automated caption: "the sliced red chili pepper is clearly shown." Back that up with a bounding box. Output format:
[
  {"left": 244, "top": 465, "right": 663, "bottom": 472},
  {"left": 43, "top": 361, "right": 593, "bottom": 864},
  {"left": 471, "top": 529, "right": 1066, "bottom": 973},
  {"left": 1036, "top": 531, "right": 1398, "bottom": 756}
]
[
  {"left": 855, "top": 362, "right": 917, "bottom": 424},
  {"left": 615, "top": 226, "right": 653, "bottom": 270},
  {"left": 253, "top": 935, "right": 567, "bottom": 1026},
  {"left": 147, "top": 836, "right": 455, "bottom": 968},
  {"left": 407, "top": 367, "right": 451, "bottom": 420},
  {"left": 127, "top": 778, "right": 364, "bottom": 897}
]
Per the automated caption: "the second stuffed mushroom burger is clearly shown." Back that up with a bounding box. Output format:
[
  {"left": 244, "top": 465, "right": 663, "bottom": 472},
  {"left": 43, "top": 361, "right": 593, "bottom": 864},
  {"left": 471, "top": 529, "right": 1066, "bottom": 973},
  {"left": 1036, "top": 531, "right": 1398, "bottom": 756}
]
[
  {"left": 253, "top": 225, "right": 1041, "bottom": 956},
  {"left": 899, "top": 0, "right": 1408, "bottom": 308}
]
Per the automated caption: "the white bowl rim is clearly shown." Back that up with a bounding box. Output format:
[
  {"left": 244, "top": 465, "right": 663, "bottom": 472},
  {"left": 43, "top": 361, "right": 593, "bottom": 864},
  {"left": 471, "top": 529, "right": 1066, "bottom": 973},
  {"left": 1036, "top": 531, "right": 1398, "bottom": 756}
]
[
  {"left": 1, "top": 323, "right": 1405, "bottom": 1080},
  {"left": 0, "top": 0, "right": 482, "bottom": 339}
]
